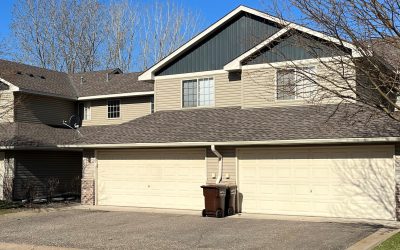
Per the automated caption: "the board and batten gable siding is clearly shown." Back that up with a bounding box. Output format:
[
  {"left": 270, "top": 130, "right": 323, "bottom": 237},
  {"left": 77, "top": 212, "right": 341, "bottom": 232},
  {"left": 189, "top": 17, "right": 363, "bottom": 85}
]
[
  {"left": 0, "top": 91, "right": 14, "bottom": 123},
  {"left": 155, "top": 12, "right": 281, "bottom": 76},
  {"left": 155, "top": 72, "right": 242, "bottom": 111},
  {"left": 243, "top": 32, "right": 350, "bottom": 65},
  {"left": 82, "top": 96, "right": 152, "bottom": 126},
  {"left": 14, "top": 93, "right": 75, "bottom": 126}
]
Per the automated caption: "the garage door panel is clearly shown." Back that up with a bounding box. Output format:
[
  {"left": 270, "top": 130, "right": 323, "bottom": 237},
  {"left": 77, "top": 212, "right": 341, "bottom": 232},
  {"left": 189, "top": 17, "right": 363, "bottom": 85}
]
[
  {"left": 238, "top": 145, "right": 395, "bottom": 220},
  {"left": 97, "top": 148, "right": 205, "bottom": 210}
]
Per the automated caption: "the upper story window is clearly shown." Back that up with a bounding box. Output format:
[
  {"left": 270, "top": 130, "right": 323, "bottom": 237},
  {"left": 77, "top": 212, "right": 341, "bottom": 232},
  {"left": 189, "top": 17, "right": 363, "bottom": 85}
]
[
  {"left": 276, "top": 67, "right": 316, "bottom": 100},
  {"left": 182, "top": 77, "right": 215, "bottom": 108},
  {"left": 107, "top": 100, "right": 120, "bottom": 119},
  {"left": 78, "top": 102, "right": 91, "bottom": 121},
  {"left": 150, "top": 96, "right": 155, "bottom": 113}
]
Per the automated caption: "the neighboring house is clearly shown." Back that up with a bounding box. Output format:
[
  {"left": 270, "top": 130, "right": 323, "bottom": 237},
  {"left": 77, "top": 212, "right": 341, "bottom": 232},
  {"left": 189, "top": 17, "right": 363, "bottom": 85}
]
[
  {"left": 1, "top": 6, "right": 400, "bottom": 221},
  {"left": 0, "top": 60, "right": 154, "bottom": 200}
]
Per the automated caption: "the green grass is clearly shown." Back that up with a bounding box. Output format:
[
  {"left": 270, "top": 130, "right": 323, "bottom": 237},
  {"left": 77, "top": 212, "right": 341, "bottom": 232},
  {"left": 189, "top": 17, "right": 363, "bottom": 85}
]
[
  {"left": 375, "top": 232, "right": 400, "bottom": 250},
  {"left": 0, "top": 200, "right": 23, "bottom": 215}
]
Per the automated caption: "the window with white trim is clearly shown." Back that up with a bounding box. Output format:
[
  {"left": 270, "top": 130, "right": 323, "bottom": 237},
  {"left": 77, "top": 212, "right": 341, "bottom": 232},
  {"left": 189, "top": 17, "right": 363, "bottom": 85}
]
[
  {"left": 78, "top": 102, "right": 91, "bottom": 121},
  {"left": 276, "top": 67, "right": 316, "bottom": 100},
  {"left": 107, "top": 100, "right": 120, "bottom": 118},
  {"left": 182, "top": 78, "right": 215, "bottom": 108}
]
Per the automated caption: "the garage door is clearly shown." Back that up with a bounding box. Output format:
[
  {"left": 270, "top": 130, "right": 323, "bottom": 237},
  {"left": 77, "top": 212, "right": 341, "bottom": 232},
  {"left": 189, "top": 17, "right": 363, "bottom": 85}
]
[
  {"left": 97, "top": 148, "right": 206, "bottom": 209},
  {"left": 238, "top": 145, "right": 395, "bottom": 220}
]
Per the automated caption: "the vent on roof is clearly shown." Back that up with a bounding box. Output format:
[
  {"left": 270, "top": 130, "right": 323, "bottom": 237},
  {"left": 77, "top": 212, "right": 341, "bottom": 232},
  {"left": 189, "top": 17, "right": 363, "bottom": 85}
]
[
  {"left": 28, "top": 73, "right": 34, "bottom": 77},
  {"left": 16, "top": 71, "right": 22, "bottom": 75},
  {"left": 80, "top": 76, "right": 84, "bottom": 84},
  {"left": 40, "top": 76, "right": 46, "bottom": 79}
]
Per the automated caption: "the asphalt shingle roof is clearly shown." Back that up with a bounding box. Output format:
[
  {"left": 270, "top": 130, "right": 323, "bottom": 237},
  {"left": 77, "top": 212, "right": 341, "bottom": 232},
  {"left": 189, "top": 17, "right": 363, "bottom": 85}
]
[
  {"left": 0, "top": 59, "right": 153, "bottom": 99},
  {"left": 1, "top": 104, "right": 399, "bottom": 148},
  {"left": 69, "top": 71, "right": 153, "bottom": 97},
  {"left": 77, "top": 104, "right": 400, "bottom": 145}
]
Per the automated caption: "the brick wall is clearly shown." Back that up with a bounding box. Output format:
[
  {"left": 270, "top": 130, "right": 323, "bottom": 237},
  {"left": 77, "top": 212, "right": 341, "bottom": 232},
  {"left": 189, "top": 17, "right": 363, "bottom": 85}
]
[{"left": 81, "top": 150, "right": 97, "bottom": 205}]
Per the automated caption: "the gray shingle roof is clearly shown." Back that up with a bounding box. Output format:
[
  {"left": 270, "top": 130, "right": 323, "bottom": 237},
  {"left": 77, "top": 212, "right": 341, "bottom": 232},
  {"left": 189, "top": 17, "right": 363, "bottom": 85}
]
[
  {"left": 0, "top": 59, "right": 153, "bottom": 99},
  {"left": 0, "top": 122, "right": 79, "bottom": 147},
  {"left": 0, "top": 59, "right": 75, "bottom": 99},
  {"left": 76, "top": 104, "right": 400, "bottom": 145},
  {"left": 69, "top": 71, "right": 153, "bottom": 97},
  {"left": 1, "top": 103, "right": 399, "bottom": 149}
]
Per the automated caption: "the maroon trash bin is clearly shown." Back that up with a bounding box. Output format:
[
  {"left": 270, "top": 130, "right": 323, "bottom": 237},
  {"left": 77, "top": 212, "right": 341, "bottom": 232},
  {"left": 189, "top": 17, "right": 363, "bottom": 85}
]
[{"left": 201, "top": 184, "right": 227, "bottom": 218}]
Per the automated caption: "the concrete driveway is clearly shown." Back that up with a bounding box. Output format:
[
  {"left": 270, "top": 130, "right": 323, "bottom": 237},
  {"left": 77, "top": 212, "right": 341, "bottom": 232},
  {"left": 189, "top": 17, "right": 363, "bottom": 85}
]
[{"left": 0, "top": 209, "right": 382, "bottom": 250}]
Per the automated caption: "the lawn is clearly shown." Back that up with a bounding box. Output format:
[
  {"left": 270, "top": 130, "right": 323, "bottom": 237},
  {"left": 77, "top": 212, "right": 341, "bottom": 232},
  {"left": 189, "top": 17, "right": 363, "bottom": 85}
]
[
  {"left": 375, "top": 232, "right": 400, "bottom": 250},
  {"left": 0, "top": 200, "right": 23, "bottom": 215}
]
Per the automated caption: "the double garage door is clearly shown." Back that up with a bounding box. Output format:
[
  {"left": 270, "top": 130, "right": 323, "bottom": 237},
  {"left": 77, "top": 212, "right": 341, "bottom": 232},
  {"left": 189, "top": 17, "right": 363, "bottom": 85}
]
[
  {"left": 238, "top": 145, "right": 395, "bottom": 220},
  {"left": 97, "top": 148, "right": 206, "bottom": 209},
  {"left": 97, "top": 145, "right": 395, "bottom": 220}
]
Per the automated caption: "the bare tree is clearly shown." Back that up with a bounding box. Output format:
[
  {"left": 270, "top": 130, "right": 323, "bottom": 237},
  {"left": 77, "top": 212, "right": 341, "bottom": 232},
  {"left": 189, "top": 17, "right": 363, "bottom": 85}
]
[
  {"left": 138, "top": 0, "right": 201, "bottom": 70},
  {"left": 12, "top": 0, "right": 105, "bottom": 73},
  {"left": 11, "top": 0, "right": 202, "bottom": 73},
  {"left": 105, "top": 0, "right": 139, "bottom": 72},
  {"left": 262, "top": 0, "right": 400, "bottom": 121}
]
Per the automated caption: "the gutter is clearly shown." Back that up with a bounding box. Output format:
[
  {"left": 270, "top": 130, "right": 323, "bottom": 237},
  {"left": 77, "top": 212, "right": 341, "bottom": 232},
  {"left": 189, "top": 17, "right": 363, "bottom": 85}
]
[
  {"left": 1, "top": 137, "right": 400, "bottom": 150},
  {"left": 77, "top": 91, "right": 154, "bottom": 101},
  {"left": 53, "top": 137, "right": 400, "bottom": 149},
  {"left": 211, "top": 145, "right": 223, "bottom": 184}
]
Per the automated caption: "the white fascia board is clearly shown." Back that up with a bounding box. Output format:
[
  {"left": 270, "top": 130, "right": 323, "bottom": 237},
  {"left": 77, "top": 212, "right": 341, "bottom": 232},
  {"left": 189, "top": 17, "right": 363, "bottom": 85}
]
[
  {"left": 139, "top": 5, "right": 360, "bottom": 81},
  {"left": 55, "top": 137, "right": 400, "bottom": 149},
  {"left": 154, "top": 70, "right": 227, "bottom": 80},
  {"left": 77, "top": 91, "right": 154, "bottom": 101},
  {"left": 224, "top": 27, "right": 292, "bottom": 71},
  {"left": 0, "top": 77, "right": 19, "bottom": 91}
]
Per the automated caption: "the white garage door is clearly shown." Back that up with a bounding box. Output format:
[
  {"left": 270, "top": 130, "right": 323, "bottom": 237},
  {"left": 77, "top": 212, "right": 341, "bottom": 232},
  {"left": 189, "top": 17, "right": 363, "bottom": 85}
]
[
  {"left": 238, "top": 145, "right": 395, "bottom": 220},
  {"left": 97, "top": 148, "right": 206, "bottom": 209}
]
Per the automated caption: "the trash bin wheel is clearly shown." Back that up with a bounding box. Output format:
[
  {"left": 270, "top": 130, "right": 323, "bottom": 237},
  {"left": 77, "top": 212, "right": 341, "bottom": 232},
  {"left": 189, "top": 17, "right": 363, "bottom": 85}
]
[
  {"left": 227, "top": 207, "right": 234, "bottom": 216},
  {"left": 202, "top": 209, "right": 207, "bottom": 217},
  {"left": 216, "top": 208, "right": 223, "bottom": 218}
]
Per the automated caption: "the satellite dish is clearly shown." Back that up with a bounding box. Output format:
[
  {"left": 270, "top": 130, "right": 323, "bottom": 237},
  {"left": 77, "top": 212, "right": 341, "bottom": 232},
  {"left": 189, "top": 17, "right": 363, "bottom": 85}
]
[{"left": 63, "top": 115, "right": 81, "bottom": 129}]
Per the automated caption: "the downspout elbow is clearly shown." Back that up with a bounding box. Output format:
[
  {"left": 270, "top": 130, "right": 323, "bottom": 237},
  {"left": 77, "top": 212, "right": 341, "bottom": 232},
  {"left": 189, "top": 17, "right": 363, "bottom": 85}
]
[{"left": 211, "top": 145, "right": 223, "bottom": 184}]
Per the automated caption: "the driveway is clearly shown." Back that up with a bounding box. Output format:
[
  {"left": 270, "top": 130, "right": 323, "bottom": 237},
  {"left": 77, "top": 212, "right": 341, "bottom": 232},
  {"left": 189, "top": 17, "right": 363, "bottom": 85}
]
[{"left": 0, "top": 209, "right": 381, "bottom": 249}]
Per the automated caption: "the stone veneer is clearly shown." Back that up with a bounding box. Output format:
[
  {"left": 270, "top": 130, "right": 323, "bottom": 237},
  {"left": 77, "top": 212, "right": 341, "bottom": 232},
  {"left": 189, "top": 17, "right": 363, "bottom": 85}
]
[
  {"left": 3, "top": 152, "right": 15, "bottom": 201},
  {"left": 81, "top": 150, "right": 97, "bottom": 205}
]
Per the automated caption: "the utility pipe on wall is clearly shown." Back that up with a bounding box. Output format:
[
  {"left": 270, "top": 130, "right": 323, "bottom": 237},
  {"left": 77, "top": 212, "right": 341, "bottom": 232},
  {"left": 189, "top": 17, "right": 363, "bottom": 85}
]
[{"left": 211, "top": 145, "right": 223, "bottom": 184}]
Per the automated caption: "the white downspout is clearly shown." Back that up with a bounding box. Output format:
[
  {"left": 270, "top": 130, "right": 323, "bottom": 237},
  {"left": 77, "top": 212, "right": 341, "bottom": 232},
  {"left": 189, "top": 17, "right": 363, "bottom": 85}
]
[{"left": 211, "top": 145, "right": 223, "bottom": 184}]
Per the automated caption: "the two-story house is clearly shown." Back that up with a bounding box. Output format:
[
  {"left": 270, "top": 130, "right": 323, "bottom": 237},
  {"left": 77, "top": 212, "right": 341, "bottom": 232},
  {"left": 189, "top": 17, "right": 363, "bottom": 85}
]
[
  {"left": 0, "top": 60, "right": 153, "bottom": 201},
  {"left": 1, "top": 6, "right": 400, "bottom": 221}
]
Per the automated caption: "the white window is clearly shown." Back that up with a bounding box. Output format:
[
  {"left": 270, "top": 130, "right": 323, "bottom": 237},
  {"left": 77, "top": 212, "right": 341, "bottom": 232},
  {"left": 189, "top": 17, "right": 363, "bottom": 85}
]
[
  {"left": 107, "top": 100, "right": 120, "bottom": 118},
  {"left": 182, "top": 78, "right": 215, "bottom": 108},
  {"left": 78, "top": 102, "right": 91, "bottom": 121},
  {"left": 276, "top": 67, "right": 316, "bottom": 100}
]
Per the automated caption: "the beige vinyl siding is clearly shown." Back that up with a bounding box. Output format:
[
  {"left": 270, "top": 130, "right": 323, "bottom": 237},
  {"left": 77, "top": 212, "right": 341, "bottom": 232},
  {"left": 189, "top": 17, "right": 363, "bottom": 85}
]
[
  {"left": 206, "top": 147, "right": 236, "bottom": 185},
  {"left": 0, "top": 91, "right": 14, "bottom": 123},
  {"left": 0, "top": 151, "right": 4, "bottom": 200},
  {"left": 155, "top": 72, "right": 242, "bottom": 111},
  {"left": 14, "top": 93, "right": 74, "bottom": 126},
  {"left": 241, "top": 61, "right": 356, "bottom": 108},
  {"left": 82, "top": 96, "right": 151, "bottom": 126}
]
